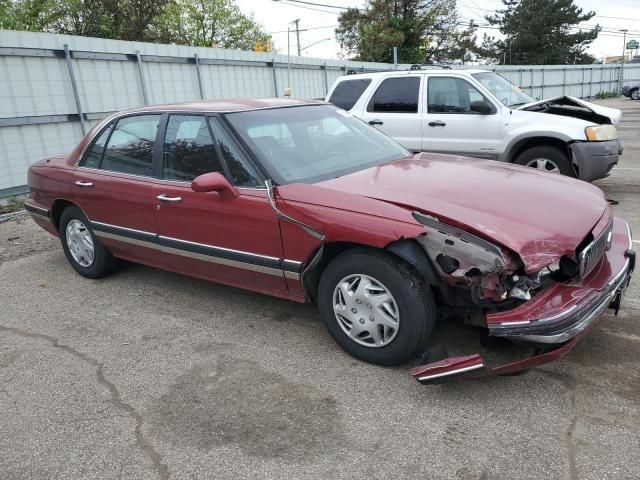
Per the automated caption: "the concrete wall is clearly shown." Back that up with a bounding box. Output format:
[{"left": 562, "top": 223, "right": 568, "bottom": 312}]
[{"left": 2, "top": 29, "right": 640, "bottom": 196}]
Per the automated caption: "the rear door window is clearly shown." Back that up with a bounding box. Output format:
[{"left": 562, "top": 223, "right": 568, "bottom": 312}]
[
  {"left": 101, "top": 115, "right": 161, "bottom": 176},
  {"left": 328, "top": 79, "right": 371, "bottom": 110},
  {"left": 368, "top": 77, "right": 421, "bottom": 113}
]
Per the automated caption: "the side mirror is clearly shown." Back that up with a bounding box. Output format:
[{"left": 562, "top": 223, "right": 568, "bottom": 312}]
[
  {"left": 191, "top": 172, "right": 238, "bottom": 199},
  {"left": 470, "top": 100, "right": 493, "bottom": 115}
]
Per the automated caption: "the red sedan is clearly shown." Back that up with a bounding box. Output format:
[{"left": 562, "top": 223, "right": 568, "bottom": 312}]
[{"left": 26, "top": 98, "right": 635, "bottom": 383}]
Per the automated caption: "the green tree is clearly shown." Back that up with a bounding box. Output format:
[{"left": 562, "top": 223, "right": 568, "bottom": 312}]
[
  {"left": 0, "top": 0, "right": 268, "bottom": 51},
  {"left": 0, "top": 0, "right": 57, "bottom": 31},
  {"left": 150, "top": 0, "right": 270, "bottom": 50},
  {"left": 335, "top": 0, "right": 477, "bottom": 64},
  {"left": 481, "top": 0, "right": 599, "bottom": 64}
]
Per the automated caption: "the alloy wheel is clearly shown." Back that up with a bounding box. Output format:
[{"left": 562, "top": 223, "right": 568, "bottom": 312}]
[
  {"left": 332, "top": 274, "right": 400, "bottom": 348},
  {"left": 632, "top": 89, "right": 640, "bottom": 100},
  {"left": 526, "top": 158, "right": 561, "bottom": 174}
]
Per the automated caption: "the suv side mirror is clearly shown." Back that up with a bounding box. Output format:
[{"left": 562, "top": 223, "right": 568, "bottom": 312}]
[
  {"left": 191, "top": 172, "right": 238, "bottom": 199},
  {"left": 470, "top": 100, "right": 493, "bottom": 115}
]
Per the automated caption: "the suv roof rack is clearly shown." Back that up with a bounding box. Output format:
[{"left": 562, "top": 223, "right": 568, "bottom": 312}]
[
  {"left": 344, "top": 63, "right": 453, "bottom": 75},
  {"left": 409, "top": 64, "right": 452, "bottom": 70}
]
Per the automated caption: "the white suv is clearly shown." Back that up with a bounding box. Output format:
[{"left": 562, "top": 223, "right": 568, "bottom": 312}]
[{"left": 325, "top": 67, "right": 622, "bottom": 181}]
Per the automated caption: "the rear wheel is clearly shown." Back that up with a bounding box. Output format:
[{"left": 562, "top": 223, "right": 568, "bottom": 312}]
[
  {"left": 59, "top": 206, "right": 117, "bottom": 278},
  {"left": 514, "top": 145, "right": 575, "bottom": 177},
  {"left": 317, "top": 249, "right": 436, "bottom": 366}
]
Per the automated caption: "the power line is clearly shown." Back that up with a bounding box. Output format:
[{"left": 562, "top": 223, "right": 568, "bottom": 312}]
[
  {"left": 275, "top": 0, "right": 347, "bottom": 10},
  {"left": 269, "top": 24, "right": 338, "bottom": 34},
  {"left": 279, "top": 0, "right": 342, "bottom": 14}
]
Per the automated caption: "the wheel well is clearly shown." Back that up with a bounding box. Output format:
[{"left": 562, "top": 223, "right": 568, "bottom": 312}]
[
  {"left": 50, "top": 199, "right": 75, "bottom": 230},
  {"left": 301, "top": 239, "right": 448, "bottom": 304},
  {"left": 508, "top": 137, "right": 569, "bottom": 164}
]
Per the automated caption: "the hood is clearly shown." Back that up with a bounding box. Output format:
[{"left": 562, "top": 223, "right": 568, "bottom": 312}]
[
  {"left": 517, "top": 95, "right": 621, "bottom": 126},
  {"left": 314, "top": 153, "right": 609, "bottom": 272}
]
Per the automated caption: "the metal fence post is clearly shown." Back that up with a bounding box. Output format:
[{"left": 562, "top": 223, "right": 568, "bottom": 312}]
[
  {"left": 135, "top": 50, "right": 149, "bottom": 104},
  {"left": 194, "top": 53, "right": 205, "bottom": 99},
  {"left": 271, "top": 59, "right": 278, "bottom": 97},
  {"left": 589, "top": 67, "right": 593, "bottom": 98},
  {"left": 562, "top": 67, "right": 567, "bottom": 95},
  {"left": 63, "top": 44, "right": 86, "bottom": 135},
  {"left": 541, "top": 68, "right": 544, "bottom": 99},
  {"left": 581, "top": 68, "right": 585, "bottom": 98},
  {"left": 63, "top": 43, "right": 87, "bottom": 135},
  {"left": 323, "top": 62, "right": 329, "bottom": 95}
]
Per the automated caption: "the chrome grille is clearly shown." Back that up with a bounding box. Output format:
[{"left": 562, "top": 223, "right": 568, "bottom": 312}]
[{"left": 578, "top": 221, "right": 612, "bottom": 279}]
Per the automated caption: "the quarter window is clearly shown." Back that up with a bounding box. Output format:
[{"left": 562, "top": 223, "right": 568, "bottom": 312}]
[
  {"left": 328, "top": 79, "right": 372, "bottom": 110},
  {"left": 368, "top": 77, "right": 420, "bottom": 113},
  {"left": 80, "top": 122, "right": 113, "bottom": 168},
  {"left": 101, "top": 115, "right": 160, "bottom": 176},
  {"left": 427, "top": 77, "right": 491, "bottom": 113}
]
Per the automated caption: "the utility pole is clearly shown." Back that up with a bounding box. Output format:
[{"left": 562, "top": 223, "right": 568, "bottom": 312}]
[
  {"left": 619, "top": 29, "right": 628, "bottom": 94},
  {"left": 294, "top": 18, "right": 301, "bottom": 56}
]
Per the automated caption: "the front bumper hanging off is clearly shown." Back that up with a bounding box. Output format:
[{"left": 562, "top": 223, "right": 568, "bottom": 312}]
[{"left": 411, "top": 218, "right": 635, "bottom": 385}]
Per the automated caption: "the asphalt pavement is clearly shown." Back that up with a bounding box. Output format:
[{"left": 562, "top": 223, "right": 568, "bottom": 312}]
[{"left": 1, "top": 97, "right": 639, "bottom": 480}]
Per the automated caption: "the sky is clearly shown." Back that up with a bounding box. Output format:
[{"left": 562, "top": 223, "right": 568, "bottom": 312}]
[{"left": 235, "top": 0, "right": 640, "bottom": 63}]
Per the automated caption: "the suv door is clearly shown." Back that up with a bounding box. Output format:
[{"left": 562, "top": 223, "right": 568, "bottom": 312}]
[
  {"left": 71, "top": 114, "right": 161, "bottom": 265},
  {"left": 150, "top": 114, "right": 289, "bottom": 295},
  {"left": 359, "top": 76, "right": 423, "bottom": 151},
  {"left": 422, "top": 75, "right": 505, "bottom": 158}
]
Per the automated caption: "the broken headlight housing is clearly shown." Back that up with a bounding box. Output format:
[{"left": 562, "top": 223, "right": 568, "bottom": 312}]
[{"left": 412, "top": 212, "right": 548, "bottom": 304}]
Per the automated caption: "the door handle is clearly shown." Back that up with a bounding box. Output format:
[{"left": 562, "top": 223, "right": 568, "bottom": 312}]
[
  {"left": 157, "top": 194, "right": 182, "bottom": 203},
  {"left": 74, "top": 181, "right": 94, "bottom": 187},
  {"left": 368, "top": 119, "right": 384, "bottom": 126},
  {"left": 428, "top": 120, "right": 446, "bottom": 127}
]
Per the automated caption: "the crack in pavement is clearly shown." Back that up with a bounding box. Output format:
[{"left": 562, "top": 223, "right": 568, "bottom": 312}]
[
  {"left": 537, "top": 369, "right": 580, "bottom": 480},
  {"left": 0, "top": 324, "right": 170, "bottom": 480}
]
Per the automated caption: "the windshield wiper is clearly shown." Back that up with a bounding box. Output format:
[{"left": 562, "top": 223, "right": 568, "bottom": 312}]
[{"left": 509, "top": 102, "right": 528, "bottom": 108}]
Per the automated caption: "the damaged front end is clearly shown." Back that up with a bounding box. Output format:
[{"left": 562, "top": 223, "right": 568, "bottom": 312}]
[
  {"left": 412, "top": 211, "right": 549, "bottom": 306},
  {"left": 408, "top": 213, "right": 636, "bottom": 385}
]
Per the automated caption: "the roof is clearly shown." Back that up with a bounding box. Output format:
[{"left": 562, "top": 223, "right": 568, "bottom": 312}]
[{"left": 125, "top": 97, "right": 324, "bottom": 114}]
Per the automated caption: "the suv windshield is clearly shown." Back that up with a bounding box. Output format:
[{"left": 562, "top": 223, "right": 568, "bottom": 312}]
[
  {"left": 472, "top": 72, "right": 534, "bottom": 108},
  {"left": 224, "top": 105, "right": 411, "bottom": 185}
]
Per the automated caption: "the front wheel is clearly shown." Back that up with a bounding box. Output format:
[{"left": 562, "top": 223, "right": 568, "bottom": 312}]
[
  {"left": 514, "top": 145, "right": 575, "bottom": 177},
  {"left": 631, "top": 89, "right": 640, "bottom": 100},
  {"left": 317, "top": 249, "right": 436, "bottom": 366}
]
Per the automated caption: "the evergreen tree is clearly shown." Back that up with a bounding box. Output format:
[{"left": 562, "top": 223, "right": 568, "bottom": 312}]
[{"left": 481, "top": 0, "right": 599, "bottom": 64}]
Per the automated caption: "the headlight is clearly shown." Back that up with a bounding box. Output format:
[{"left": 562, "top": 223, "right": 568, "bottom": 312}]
[{"left": 585, "top": 125, "right": 617, "bottom": 141}]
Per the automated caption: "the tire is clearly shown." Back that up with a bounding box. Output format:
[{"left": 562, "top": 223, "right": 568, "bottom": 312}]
[
  {"left": 514, "top": 145, "right": 575, "bottom": 177},
  {"left": 59, "top": 206, "right": 117, "bottom": 278},
  {"left": 317, "top": 249, "right": 436, "bottom": 366},
  {"left": 631, "top": 89, "right": 640, "bottom": 101}
]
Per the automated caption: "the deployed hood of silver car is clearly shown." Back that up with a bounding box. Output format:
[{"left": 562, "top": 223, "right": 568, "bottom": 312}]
[{"left": 517, "top": 96, "right": 622, "bottom": 125}]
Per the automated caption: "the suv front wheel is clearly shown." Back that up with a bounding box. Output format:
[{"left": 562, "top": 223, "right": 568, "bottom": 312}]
[{"left": 514, "top": 145, "right": 575, "bottom": 177}]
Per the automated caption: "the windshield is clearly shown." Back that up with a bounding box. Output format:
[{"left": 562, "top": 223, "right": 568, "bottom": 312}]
[
  {"left": 472, "top": 72, "right": 534, "bottom": 108},
  {"left": 225, "top": 105, "right": 411, "bottom": 185}
]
